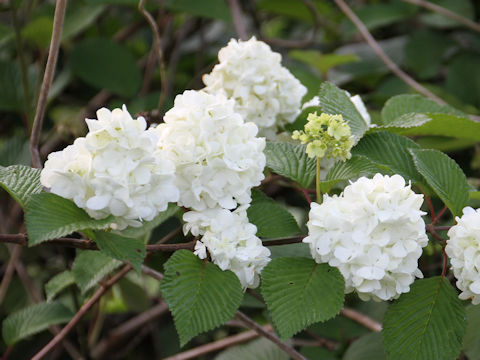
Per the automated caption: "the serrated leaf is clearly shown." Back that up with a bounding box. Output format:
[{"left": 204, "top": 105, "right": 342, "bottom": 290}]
[
  {"left": 70, "top": 38, "right": 141, "bottom": 97},
  {"left": 2, "top": 302, "right": 73, "bottom": 346},
  {"left": 45, "top": 270, "right": 75, "bottom": 302},
  {"left": 261, "top": 257, "right": 345, "bottom": 339},
  {"left": 343, "top": 332, "right": 386, "bottom": 360},
  {"left": 247, "top": 190, "right": 300, "bottom": 238},
  {"left": 320, "top": 155, "right": 387, "bottom": 193},
  {"left": 119, "top": 204, "right": 179, "bottom": 239},
  {"left": 215, "top": 337, "right": 289, "bottom": 360},
  {"left": 161, "top": 250, "right": 243, "bottom": 346},
  {"left": 264, "top": 142, "right": 316, "bottom": 188},
  {"left": 382, "top": 276, "right": 466, "bottom": 360},
  {"left": 25, "top": 193, "right": 114, "bottom": 245},
  {"left": 463, "top": 304, "right": 480, "bottom": 360},
  {"left": 0, "top": 165, "right": 43, "bottom": 208},
  {"left": 93, "top": 231, "right": 146, "bottom": 273},
  {"left": 352, "top": 132, "right": 423, "bottom": 183},
  {"left": 72, "top": 250, "right": 122, "bottom": 294},
  {"left": 318, "top": 82, "right": 368, "bottom": 142},
  {"left": 409, "top": 149, "right": 469, "bottom": 216}
]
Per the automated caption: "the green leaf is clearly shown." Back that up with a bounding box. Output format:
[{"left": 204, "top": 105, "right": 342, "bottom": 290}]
[
  {"left": 409, "top": 148, "right": 469, "bottom": 216},
  {"left": 160, "top": 250, "right": 243, "bottom": 346},
  {"left": 2, "top": 302, "right": 73, "bottom": 346},
  {"left": 463, "top": 304, "right": 480, "bottom": 360},
  {"left": 0, "top": 165, "right": 42, "bottom": 208},
  {"left": 421, "top": 0, "right": 474, "bottom": 28},
  {"left": 25, "top": 193, "right": 114, "bottom": 246},
  {"left": 45, "top": 270, "right": 75, "bottom": 302},
  {"left": 165, "top": 0, "right": 231, "bottom": 22},
  {"left": 247, "top": 190, "right": 300, "bottom": 239},
  {"left": 0, "top": 137, "right": 31, "bottom": 166},
  {"left": 93, "top": 231, "right": 146, "bottom": 273},
  {"left": 62, "top": 4, "right": 105, "bottom": 42},
  {"left": 320, "top": 155, "right": 386, "bottom": 193},
  {"left": 289, "top": 50, "right": 358, "bottom": 75},
  {"left": 318, "top": 82, "right": 368, "bottom": 142},
  {"left": 470, "top": 191, "right": 480, "bottom": 201},
  {"left": 264, "top": 141, "right": 316, "bottom": 188},
  {"left": 446, "top": 52, "right": 480, "bottom": 108},
  {"left": 215, "top": 337, "right": 289, "bottom": 360},
  {"left": 21, "top": 16, "right": 53, "bottom": 48},
  {"left": 261, "top": 257, "right": 345, "bottom": 339},
  {"left": 382, "top": 276, "right": 466, "bottom": 360},
  {"left": 70, "top": 38, "right": 141, "bottom": 97},
  {"left": 352, "top": 132, "right": 423, "bottom": 183},
  {"left": 343, "top": 332, "right": 386, "bottom": 360},
  {"left": 73, "top": 250, "right": 122, "bottom": 294},
  {"left": 119, "top": 204, "right": 179, "bottom": 239}
]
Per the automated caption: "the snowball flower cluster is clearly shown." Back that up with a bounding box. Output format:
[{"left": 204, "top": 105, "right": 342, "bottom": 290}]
[
  {"left": 446, "top": 207, "right": 480, "bottom": 304},
  {"left": 304, "top": 174, "right": 428, "bottom": 301},
  {"left": 153, "top": 90, "right": 266, "bottom": 211},
  {"left": 183, "top": 206, "right": 271, "bottom": 289},
  {"left": 41, "top": 106, "right": 179, "bottom": 229},
  {"left": 203, "top": 37, "right": 307, "bottom": 139}
]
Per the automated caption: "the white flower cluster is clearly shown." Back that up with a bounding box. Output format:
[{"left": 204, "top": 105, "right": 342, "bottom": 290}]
[
  {"left": 203, "top": 37, "right": 307, "bottom": 139},
  {"left": 304, "top": 174, "right": 428, "bottom": 301},
  {"left": 41, "top": 106, "right": 179, "bottom": 229},
  {"left": 183, "top": 206, "right": 271, "bottom": 289},
  {"left": 153, "top": 90, "right": 266, "bottom": 211},
  {"left": 446, "top": 207, "right": 480, "bottom": 304}
]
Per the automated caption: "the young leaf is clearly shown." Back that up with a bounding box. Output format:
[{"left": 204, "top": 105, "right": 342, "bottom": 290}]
[
  {"left": 45, "top": 270, "right": 75, "bottom": 302},
  {"left": 318, "top": 82, "right": 368, "bottom": 142},
  {"left": 25, "top": 193, "right": 114, "bottom": 246},
  {"left": 2, "top": 302, "right": 73, "bottom": 346},
  {"left": 261, "top": 257, "right": 345, "bottom": 339},
  {"left": 409, "top": 148, "right": 469, "bottom": 216},
  {"left": 247, "top": 190, "right": 300, "bottom": 238},
  {"left": 216, "top": 337, "right": 289, "bottom": 360},
  {"left": 352, "top": 132, "right": 423, "bottom": 183},
  {"left": 382, "top": 276, "right": 466, "bottom": 360},
  {"left": 93, "top": 231, "right": 146, "bottom": 273},
  {"left": 0, "top": 165, "right": 43, "bottom": 208},
  {"left": 160, "top": 250, "right": 243, "bottom": 346},
  {"left": 343, "top": 332, "right": 386, "bottom": 360},
  {"left": 264, "top": 141, "right": 316, "bottom": 188},
  {"left": 72, "top": 250, "right": 122, "bottom": 294}
]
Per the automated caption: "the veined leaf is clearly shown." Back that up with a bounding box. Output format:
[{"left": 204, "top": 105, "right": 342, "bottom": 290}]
[
  {"left": 318, "top": 82, "right": 368, "bottom": 142},
  {"left": 215, "top": 337, "right": 289, "bottom": 360},
  {"left": 2, "top": 302, "right": 73, "bottom": 346},
  {"left": 72, "top": 250, "right": 122, "bottom": 294},
  {"left": 161, "top": 250, "right": 243, "bottom": 346},
  {"left": 463, "top": 304, "right": 480, "bottom": 360},
  {"left": 45, "top": 270, "right": 75, "bottom": 302},
  {"left": 247, "top": 189, "right": 300, "bottom": 238},
  {"left": 409, "top": 148, "right": 469, "bottom": 216},
  {"left": 382, "top": 276, "right": 466, "bottom": 360},
  {"left": 352, "top": 132, "right": 423, "bottom": 183},
  {"left": 93, "top": 231, "right": 146, "bottom": 273},
  {"left": 0, "top": 165, "right": 43, "bottom": 208},
  {"left": 261, "top": 257, "right": 345, "bottom": 339},
  {"left": 264, "top": 141, "right": 316, "bottom": 188},
  {"left": 25, "top": 193, "right": 114, "bottom": 245}
]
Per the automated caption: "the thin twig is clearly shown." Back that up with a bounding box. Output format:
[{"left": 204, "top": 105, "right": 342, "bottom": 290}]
[
  {"left": 304, "top": 329, "right": 338, "bottom": 351},
  {"left": 340, "top": 307, "right": 382, "bottom": 332},
  {"left": 163, "top": 325, "right": 274, "bottom": 360},
  {"left": 138, "top": 0, "right": 168, "bottom": 113},
  {"left": 262, "top": 236, "right": 306, "bottom": 246},
  {"left": 227, "top": 0, "right": 248, "bottom": 40},
  {"left": 91, "top": 301, "right": 169, "bottom": 359},
  {"left": 30, "top": 0, "right": 68, "bottom": 169},
  {"left": 31, "top": 265, "right": 132, "bottom": 360},
  {"left": 235, "top": 311, "right": 306, "bottom": 360},
  {"left": 141, "top": 265, "right": 164, "bottom": 281},
  {"left": 334, "top": 0, "right": 446, "bottom": 105},
  {"left": 402, "top": 0, "right": 480, "bottom": 33}
]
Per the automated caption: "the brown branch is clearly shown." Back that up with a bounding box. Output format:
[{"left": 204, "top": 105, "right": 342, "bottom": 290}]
[
  {"left": 334, "top": 0, "right": 446, "bottom": 106},
  {"left": 262, "top": 235, "right": 306, "bottom": 246},
  {"left": 91, "top": 301, "right": 169, "bottom": 359},
  {"left": 227, "top": 0, "right": 248, "bottom": 40},
  {"left": 235, "top": 311, "right": 306, "bottom": 360},
  {"left": 340, "top": 307, "right": 382, "bottom": 332},
  {"left": 163, "top": 325, "right": 274, "bottom": 360},
  {"left": 141, "top": 265, "right": 164, "bottom": 281},
  {"left": 31, "top": 265, "right": 132, "bottom": 360},
  {"left": 402, "top": 0, "right": 480, "bottom": 33},
  {"left": 304, "top": 329, "right": 338, "bottom": 351},
  {"left": 30, "top": 0, "right": 68, "bottom": 168}
]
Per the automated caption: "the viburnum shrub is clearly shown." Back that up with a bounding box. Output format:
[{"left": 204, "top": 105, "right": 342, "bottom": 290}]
[{"left": 2, "top": 35, "right": 480, "bottom": 360}]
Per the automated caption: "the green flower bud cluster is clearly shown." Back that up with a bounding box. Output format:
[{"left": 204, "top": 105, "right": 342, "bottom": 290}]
[{"left": 292, "top": 112, "right": 354, "bottom": 160}]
